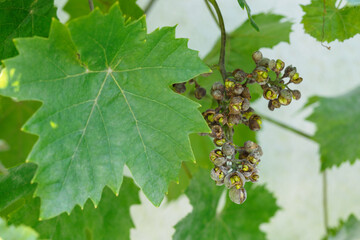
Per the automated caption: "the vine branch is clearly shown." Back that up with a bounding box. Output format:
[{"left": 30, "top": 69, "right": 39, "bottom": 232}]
[
  {"left": 145, "top": 0, "right": 157, "bottom": 14},
  {"left": 88, "top": 0, "right": 94, "bottom": 11},
  {"left": 209, "top": 0, "right": 227, "bottom": 82},
  {"left": 323, "top": 171, "right": 329, "bottom": 236},
  {"left": 261, "top": 115, "right": 313, "bottom": 140},
  {"left": 204, "top": 0, "right": 220, "bottom": 28}
]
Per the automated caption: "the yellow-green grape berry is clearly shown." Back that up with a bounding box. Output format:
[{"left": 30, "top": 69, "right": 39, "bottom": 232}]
[
  {"left": 276, "top": 59, "right": 285, "bottom": 71},
  {"left": 263, "top": 87, "right": 278, "bottom": 100},
  {"left": 254, "top": 67, "right": 269, "bottom": 85},
  {"left": 225, "top": 172, "right": 245, "bottom": 189},
  {"left": 244, "top": 141, "right": 259, "bottom": 153},
  {"left": 268, "top": 59, "right": 276, "bottom": 70},
  {"left": 243, "top": 108, "right": 254, "bottom": 120},
  {"left": 241, "top": 86, "right": 251, "bottom": 100},
  {"left": 225, "top": 79, "right": 235, "bottom": 89},
  {"left": 291, "top": 73, "right": 303, "bottom": 84},
  {"left": 227, "top": 114, "right": 241, "bottom": 126},
  {"left": 278, "top": 89, "right": 293, "bottom": 106},
  {"left": 195, "top": 87, "right": 206, "bottom": 100},
  {"left": 222, "top": 142, "right": 235, "bottom": 156},
  {"left": 229, "top": 187, "right": 247, "bottom": 204},
  {"left": 173, "top": 82, "right": 186, "bottom": 93},
  {"left": 214, "top": 138, "right": 226, "bottom": 147},
  {"left": 210, "top": 167, "right": 226, "bottom": 183},
  {"left": 252, "top": 51, "right": 263, "bottom": 63},
  {"left": 233, "top": 69, "right": 247, "bottom": 81},
  {"left": 210, "top": 124, "right": 223, "bottom": 139},
  {"left": 249, "top": 114, "right": 262, "bottom": 131},
  {"left": 292, "top": 90, "right": 301, "bottom": 100},
  {"left": 202, "top": 109, "right": 216, "bottom": 123},
  {"left": 214, "top": 113, "right": 227, "bottom": 125}
]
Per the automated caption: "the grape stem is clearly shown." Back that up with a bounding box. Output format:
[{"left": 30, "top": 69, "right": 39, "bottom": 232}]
[
  {"left": 88, "top": 0, "right": 94, "bottom": 11},
  {"left": 209, "top": 0, "right": 227, "bottom": 82},
  {"left": 204, "top": 0, "right": 220, "bottom": 28},
  {"left": 144, "top": 0, "right": 157, "bottom": 14}
]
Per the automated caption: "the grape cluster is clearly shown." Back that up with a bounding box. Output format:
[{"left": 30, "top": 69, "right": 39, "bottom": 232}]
[
  {"left": 251, "top": 51, "right": 302, "bottom": 111},
  {"left": 209, "top": 141, "right": 262, "bottom": 204},
  {"left": 200, "top": 51, "right": 303, "bottom": 204}
]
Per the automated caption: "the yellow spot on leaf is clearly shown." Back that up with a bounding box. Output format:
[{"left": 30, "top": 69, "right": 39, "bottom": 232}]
[{"left": 50, "top": 121, "right": 58, "bottom": 129}]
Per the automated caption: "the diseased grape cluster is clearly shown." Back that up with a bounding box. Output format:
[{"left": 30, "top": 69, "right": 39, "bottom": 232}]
[{"left": 172, "top": 51, "right": 303, "bottom": 205}]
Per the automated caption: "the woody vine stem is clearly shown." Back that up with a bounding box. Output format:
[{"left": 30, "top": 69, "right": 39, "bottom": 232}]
[{"left": 206, "top": 0, "right": 329, "bottom": 234}]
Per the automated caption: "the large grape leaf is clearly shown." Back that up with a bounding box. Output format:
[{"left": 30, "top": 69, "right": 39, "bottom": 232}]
[
  {"left": 0, "top": 217, "right": 38, "bottom": 240},
  {"left": 173, "top": 170, "right": 279, "bottom": 240},
  {"left": 0, "top": 96, "right": 40, "bottom": 168},
  {"left": 306, "top": 87, "right": 360, "bottom": 170},
  {"left": 64, "top": 0, "right": 143, "bottom": 21},
  {"left": 0, "top": 0, "right": 56, "bottom": 61},
  {"left": 327, "top": 215, "right": 360, "bottom": 240},
  {"left": 193, "top": 13, "right": 292, "bottom": 110},
  {"left": 301, "top": 0, "right": 360, "bottom": 43},
  {"left": 0, "top": 4, "right": 210, "bottom": 218},
  {"left": 0, "top": 163, "right": 36, "bottom": 214},
  {"left": 8, "top": 177, "right": 139, "bottom": 240}
]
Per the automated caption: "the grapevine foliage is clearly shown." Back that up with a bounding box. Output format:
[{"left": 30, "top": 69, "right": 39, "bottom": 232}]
[
  {"left": 173, "top": 170, "right": 279, "bottom": 240},
  {"left": 64, "top": 0, "right": 143, "bottom": 21},
  {"left": 301, "top": 0, "right": 360, "bottom": 42},
  {"left": 327, "top": 215, "right": 360, "bottom": 240},
  {"left": 0, "top": 0, "right": 56, "bottom": 61},
  {"left": 0, "top": 4, "right": 210, "bottom": 218},
  {"left": 0, "top": 96, "right": 40, "bottom": 168},
  {"left": 0, "top": 217, "right": 38, "bottom": 240},
  {"left": 307, "top": 87, "right": 360, "bottom": 170},
  {"left": 7, "top": 178, "right": 139, "bottom": 240}
]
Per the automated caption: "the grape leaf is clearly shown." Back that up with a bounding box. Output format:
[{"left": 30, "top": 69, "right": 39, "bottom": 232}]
[
  {"left": 0, "top": 96, "right": 40, "bottom": 168},
  {"left": 0, "top": 4, "right": 210, "bottom": 218},
  {"left": 8, "top": 177, "right": 139, "bottom": 240},
  {"left": 0, "top": 163, "right": 36, "bottom": 213},
  {"left": 173, "top": 170, "right": 279, "bottom": 240},
  {"left": 237, "top": 0, "right": 259, "bottom": 31},
  {"left": 306, "top": 87, "right": 360, "bottom": 170},
  {"left": 0, "top": 0, "right": 57, "bottom": 61},
  {"left": 64, "top": 0, "right": 143, "bottom": 21},
  {"left": 0, "top": 217, "right": 38, "bottom": 240},
  {"left": 301, "top": 0, "right": 360, "bottom": 43},
  {"left": 195, "top": 14, "right": 292, "bottom": 108},
  {"left": 327, "top": 215, "right": 360, "bottom": 240}
]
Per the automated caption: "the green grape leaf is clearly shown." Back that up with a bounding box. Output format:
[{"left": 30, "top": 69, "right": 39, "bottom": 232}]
[
  {"left": 8, "top": 177, "right": 139, "bottom": 240},
  {"left": 195, "top": 14, "right": 292, "bottom": 108},
  {"left": 327, "top": 215, "right": 360, "bottom": 240},
  {"left": 301, "top": 0, "right": 360, "bottom": 43},
  {"left": 0, "top": 4, "right": 210, "bottom": 219},
  {"left": 307, "top": 87, "right": 360, "bottom": 170},
  {"left": 0, "top": 0, "right": 57, "bottom": 61},
  {"left": 237, "top": 0, "right": 259, "bottom": 31},
  {"left": 0, "top": 163, "right": 36, "bottom": 213},
  {"left": 0, "top": 96, "right": 40, "bottom": 168},
  {"left": 64, "top": 0, "right": 143, "bottom": 21},
  {"left": 0, "top": 217, "right": 38, "bottom": 240},
  {"left": 173, "top": 170, "right": 279, "bottom": 240}
]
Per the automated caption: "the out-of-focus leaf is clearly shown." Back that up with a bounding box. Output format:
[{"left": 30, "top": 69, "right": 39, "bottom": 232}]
[
  {"left": 0, "top": 0, "right": 56, "bottom": 61},
  {"left": 301, "top": 0, "right": 360, "bottom": 42},
  {"left": 64, "top": 0, "right": 143, "bottom": 21},
  {"left": 0, "top": 163, "right": 36, "bottom": 213},
  {"left": 306, "top": 87, "right": 360, "bottom": 170},
  {"left": 8, "top": 177, "right": 139, "bottom": 240},
  {"left": 0, "top": 96, "right": 40, "bottom": 168},
  {"left": 327, "top": 215, "right": 360, "bottom": 240},
  {"left": 0, "top": 217, "right": 38, "bottom": 240},
  {"left": 0, "top": 5, "right": 210, "bottom": 219},
  {"left": 173, "top": 170, "right": 279, "bottom": 240}
]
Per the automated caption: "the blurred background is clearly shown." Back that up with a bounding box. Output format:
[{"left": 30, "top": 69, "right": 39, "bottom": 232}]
[{"left": 51, "top": 0, "right": 360, "bottom": 239}]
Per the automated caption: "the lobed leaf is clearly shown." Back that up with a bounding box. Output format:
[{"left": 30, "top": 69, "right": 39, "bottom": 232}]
[
  {"left": 327, "top": 215, "right": 360, "bottom": 240},
  {"left": 0, "top": 4, "right": 210, "bottom": 218},
  {"left": 8, "top": 177, "right": 140, "bottom": 240},
  {"left": 307, "top": 87, "right": 360, "bottom": 170},
  {"left": 64, "top": 0, "right": 143, "bottom": 21},
  {"left": 0, "top": 0, "right": 56, "bottom": 61},
  {"left": 301, "top": 0, "right": 360, "bottom": 42}
]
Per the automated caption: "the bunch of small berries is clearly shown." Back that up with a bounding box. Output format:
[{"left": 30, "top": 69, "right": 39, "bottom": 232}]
[{"left": 202, "top": 51, "right": 303, "bottom": 204}]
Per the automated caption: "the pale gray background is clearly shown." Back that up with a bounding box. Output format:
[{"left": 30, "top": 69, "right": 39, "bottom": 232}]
[{"left": 54, "top": 0, "right": 360, "bottom": 239}]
